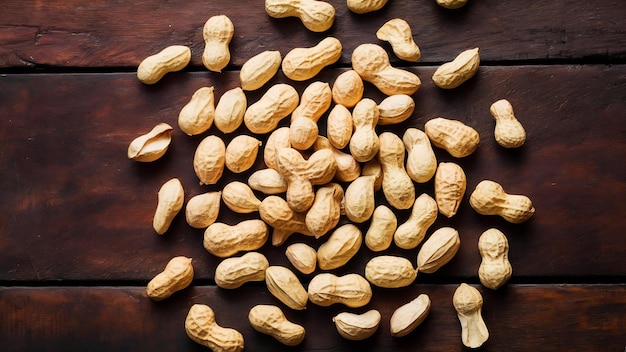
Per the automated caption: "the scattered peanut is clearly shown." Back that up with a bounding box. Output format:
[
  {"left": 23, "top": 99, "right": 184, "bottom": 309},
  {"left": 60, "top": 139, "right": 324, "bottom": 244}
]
[
  {"left": 365, "top": 205, "right": 397, "bottom": 252},
  {"left": 453, "top": 283, "right": 489, "bottom": 348},
  {"left": 350, "top": 98, "right": 380, "bottom": 163},
  {"left": 469, "top": 180, "right": 535, "bottom": 223},
  {"left": 376, "top": 18, "right": 421, "bottom": 62},
  {"left": 437, "top": 0, "right": 468, "bottom": 9},
  {"left": 347, "top": 0, "right": 389, "bottom": 14},
  {"left": 478, "top": 228, "right": 512, "bottom": 290},
  {"left": 290, "top": 81, "right": 332, "bottom": 150},
  {"left": 240, "top": 50, "right": 282, "bottom": 91},
  {"left": 259, "top": 195, "right": 313, "bottom": 246},
  {"left": 265, "top": 0, "right": 336, "bottom": 32},
  {"left": 146, "top": 256, "right": 193, "bottom": 301},
  {"left": 285, "top": 243, "right": 317, "bottom": 274},
  {"left": 153, "top": 178, "right": 184, "bottom": 235},
  {"left": 424, "top": 117, "right": 480, "bottom": 158},
  {"left": 225, "top": 135, "right": 262, "bottom": 173},
  {"left": 326, "top": 104, "right": 354, "bottom": 149},
  {"left": 202, "top": 15, "right": 234, "bottom": 72},
  {"left": 432, "top": 47, "right": 480, "bottom": 89},
  {"left": 248, "top": 305, "right": 306, "bottom": 346},
  {"left": 305, "top": 183, "right": 343, "bottom": 238},
  {"left": 282, "top": 37, "right": 342, "bottom": 81},
  {"left": 193, "top": 135, "right": 226, "bottom": 185},
  {"left": 361, "top": 158, "right": 384, "bottom": 191},
  {"left": 343, "top": 175, "right": 377, "bottom": 223},
  {"left": 332, "top": 310, "right": 381, "bottom": 340},
  {"left": 244, "top": 83, "right": 299, "bottom": 134},
  {"left": 185, "top": 304, "right": 245, "bottom": 352},
  {"left": 263, "top": 127, "right": 291, "bottom": 170},
  {"left": 331, "top": 70, "right": 364, "bottom": 108},
  {"left": 185, "top": 191, "right": 221, "bottom": 229},
  {"left": 317, "top": 224, "right": 362, "bottom": 270},
  {"left": 308, "top": 273, "right": 372, "bottom": 307},
  {"left": 377, "top": 94, "right": 415, "bottom": 125},
  {"left": 417, "top": 227, "right": 461, "bottom": 274},
  {"left": 214, "top": 87, "right": 247, "bottom": 134},
  {"left": 221, "top": 181, "right": 261, "bottom": 213},
  {"left": 365, "top": 255, "right": 417, "bottom": 288},
  {"left": 137, "top": 45, "right": 191, "bottom": 84},
  {"left": 390, "top": 294, "right": 431, "bottom": 337},
  {"left": 178, "top": 86, "right": 215, "bottom": 136},
  {"left": 403, "top": 128, "right": 437, "bottom": 183},
  {"left": 313, "top": 136, "right": 361, "bottom": 182},
  {"left": 378, "top": 132, "right": 415, "bottom": 210},
  {"left": 490, "top": 99, "right": 526, "bottom": 148},
  {"left": 127, "top": 122, "right": 173, "bottom": 162},
  {"left": 214, "top": 252, "right": 269, "bottom": 289},
  {"left": 394, "top": 193, "right": 438, "bottom": 249},
  {"left": 248, "top": 168, "right": 288, "bottom": 195},
  {"left": 203, "top": 220, "right": 268, "bottom": 258},
  {"left": 265, "top": 266, "right": 309, "bottom": 310},
  {"left": 434, "top": 162, "right": 467, "bottom": 218}
]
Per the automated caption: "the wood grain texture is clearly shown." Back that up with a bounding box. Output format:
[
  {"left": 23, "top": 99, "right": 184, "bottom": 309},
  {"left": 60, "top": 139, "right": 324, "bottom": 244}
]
[
  {"left": 0, "top": 0, "right": 625, "bottom": 68},
  {"left": 1, "top": 65, "right": 624, "bottom": 282}
]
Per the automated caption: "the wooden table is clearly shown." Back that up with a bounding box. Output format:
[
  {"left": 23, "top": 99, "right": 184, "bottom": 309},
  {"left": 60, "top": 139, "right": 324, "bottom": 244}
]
[{"left": 1, "top": 1, "right": 625, "bottom": 350}]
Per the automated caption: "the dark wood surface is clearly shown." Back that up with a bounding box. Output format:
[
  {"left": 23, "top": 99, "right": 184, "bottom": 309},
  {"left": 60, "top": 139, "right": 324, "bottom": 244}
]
[{"left": 1, "top": 1, "right": 625, "bottom": 351}]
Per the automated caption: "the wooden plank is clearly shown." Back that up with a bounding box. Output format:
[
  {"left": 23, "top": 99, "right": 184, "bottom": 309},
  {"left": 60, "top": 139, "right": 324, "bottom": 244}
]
[
  {"left": 0, "top": 0, "right": 625, "bottom": 68},
  {"left": 0, "top": 65, "right": 624, "bottom": 282},
  {"left": 1, "top": 284, "right": 624, "bottom": 351}
]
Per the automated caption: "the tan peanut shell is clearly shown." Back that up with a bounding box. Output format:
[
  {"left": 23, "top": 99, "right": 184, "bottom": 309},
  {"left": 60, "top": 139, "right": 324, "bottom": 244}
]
[
  {"left": 437, "top": 0, "right": 468, "bottom": 10},
  {"left": 317, "top": 224, "right": 362, "bottom": 270},
  {"left": 332, "top": 70, "right": 364, "bottom": 108},
  {"left": 127, "top": 122, "right": 173, "bottom": 162},
  {"left": 137, "top": 45, "right": 191, "bottom": 84},
  {"left": 332, "top": 310, "right": 381, "bottom": 340},
  {"left": 490, "top": 99, "right": 526, "bottom": 148},
  {"left": 469, "top": 180, "right": 535, "bottom": 223},
  {"left": 259, "top": 195, "right": 313, "bottom": 246},
  {"left": 365, "top": 205, "right": 397, "bottom": 252},
  {"left": 305, "top": 183, "right": 343, "bottom": 238},
  {"left": 221, "top": 181, "right": 261, "bottom": 213},
  {"left": 347, "top": 0, "right": 389, "bottom": 13},
  {"left": 290, "top": 81, "right": 332, "bottom": 150},
  {"left": 432, "top": 47, "right": 480, "bottom": 89},
  {"left": 425, "top": 117, "right": 480, "bottom": 158},
  {"left": 215, "top": 252, "right": 269, "bottom": 289},
  {"left": 193, "top": 135, "right": 226, "bottom": 185},
  {"left": 185, "top": 304, "right": 245, "bottom": 352},
  {"left": 326, "top": 104, "right": 354, "bottom": 149},
  {"left": 265, "top": 0, "right": 336, "bottom": 32},
  {"left": 376, "top": 18, "right": 421, "bottom": 62},
  {"left": 202, "top": 15, "right": 233, "bottom": 72},
  {"left": 153, "top": 178, "right": 184, "bottom": 235},
  {"left": 308, "top": 273, "right": 372, "bottom": 307},
  {"left": 365, "top": 255, "right": 417, "bottom": 288},
  {"left": 313, "top": 136, "right": 360, "bottom": 183},
  {"left": 178, "top": 86, "right": 215, "bottom": 136},
  {"left": 390, "top": 294, "right": 431, "bottom": 337},
  {"left": 146, "top": 256, "right": 193, "bottom": 301},
  {"left": 434, "top": 162, "right": 467, "bottom": 218},
  {"left": 403, "top": 128, "right": 437, "bottom": 183},
  {"left": 203, "top": 220, "right": 268, "bottom": 258},
  {"left": 240, "top": 50, "right": 282, "bottom": 91},
  {"left": 282, "top": 37, "right": 342, "bottom": 81},
  {"left": 344, "top": 175, "right": 377, "bottom": 223},
  {"left": 248, "top": 168, "right": 288, "bottom": 195},
  {"left": 248, "top": 305, "right": 306, "bottom": 346},
  {"left": 378, "top": 132, "right": 415, "bottom": 210},
  {"left": 285, "top": 243, "right": 317, "bottom": 274},
  {"left": 377, "top": 94, "right": 415, "bottom": 125},
  {"left": 244, "top": 84, "right": 299, "bottom": 134},
  {"left": 361, "top": 159, "right": 383, "bottom": 191},
  {"left": 225, "top": 135, "right": 262, "bottom": 173},
  {"left": 350, "top": 98, "right": 380, "bottom": 163},
  {"left": 265, "top": 266, "right": 308, "bottom": 310},
  {"left": 453, "top": 283, "right": 489, "bottom": 348},
  {"left": 264, "top": 127, "right": 291, "bottom": 170},
  {"left": 214, "top": 87, "right": 247, "bottom": 133},
  {"left": 478, "top": 228, "right": 512, "bottom": 289},
  {"left": 185, "top": 192, "right": 221, "bottom": 229},
  {"left": 394, "top": 193, "right": 438, "bottom": 249},
  {"left": 417, "top": 227, "right": 461, "bottom": 274}
]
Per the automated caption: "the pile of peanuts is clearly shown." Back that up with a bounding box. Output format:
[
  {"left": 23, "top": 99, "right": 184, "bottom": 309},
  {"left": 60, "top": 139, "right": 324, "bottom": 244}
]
[{"left": 129, "top": 0, "right": 535, "bottom": 350}]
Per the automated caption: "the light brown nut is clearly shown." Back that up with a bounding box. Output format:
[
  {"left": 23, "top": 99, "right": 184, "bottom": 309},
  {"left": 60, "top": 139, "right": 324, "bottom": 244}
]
[
  {"left": 390, "top": 294, "right": 431, "bottom": 337},
  {"left": 214, "top": 87, "right": 247, "bottom": 134},
  {"left": 365, "top": 255, "right": 417, "bottom": 288},
  {"left": 146, "top": 256, "right": 193, "bottom": 301},
  {"left": 203, "top": 220, "right": 268, "bottom": 258},
  {"left": 437, "top": 0, "right": 468, "bottom": 9},
  {"left": 332, "top": 310, "right": 381, "bottom": 340},
  {"left": 127, "top": 123, "right": 173, "bottom": 162},
  {"left": 264, "top": 127, "right": 291, "bottom": 170},
  {"left": 424, "top": 117, "right": 480, "bottom": 158},
  {"left": 376, "top": 18, "right": 421, "bottom": 62},
  {"left": 222, "top": 181, "right": 261, "bottom": 213},
  {"left": 469, "top": 180, "right": 535, "bottom": 223},
  {"left": 313, "top": 136, "right": 360, "bottom": 183},
  {"left": 259, "top": 195, "right": 313, "bottom": 246},
  {"left": 377, "top": 94, "right": 415, "bottom": 125},
  {"left": 365, "top": 205, "right": 397, "bottom": 252},
  {"left": 347, "top": 0, "right": 389, "bottom": 13},
  {"left": 453, "top": 283, "right": 489, "bottom": 348},
  {"left": 394, "top": 193, "right": 438, "bottom": 249},
  {"left": 202, "top": 15, "right": 234, "bottom": 72},
  {"left": 225, "top": 135, "right": 262, "bottom": 173},
  {"left": 352, "top": 43, "right": 421, "bottom": 96},
  {"left": 403, "top": 128, "right": 437, "bottom": 183},
  {"left": 344, "top": 175, "right": 376, "bottom": 223},
  {"left": 490, "top": 99, "right": 526, "bottom": 148},
  {"left": 317, "top": 224, "right": 362, "bottom": 270},
  {"left": 244, "top": 84, "right": 299, "bottom": 134},
  {"left": 305, "top": 183, "right": 343, "bottom": 238},
  {"left": 248, "top": 168, "right": 288, "bottom": 195},
  {"left": 185, "top": 304, "right": 244, "bottom": 352},
  {"left": 332, "top": 70, "right": 364, "bottom": 108},
  {"left": 350, "top": 98, "right": 380, "bottom": 163},
  {"left": 434, "top": 162, "right": 467, "bottom": 218},
  {"left": 308, "top": 273, "right": 372, "bottom": 307},
  {"left": 153, "top": 178, "right": 184, "bottom": 235},
  {"left": 290, "top": 81, "right": 332, "bottom": 150},
  {"left": 214, "top": 252, "right": 269, "bottom": 289},
  {"left": 240, "top": 50, "right": 282, "bottom": 91},
  {"left": 248, "top": 305, "right": 306, "bottom": 346},
  {"left": 178, "top": 86, "right": 215, "bottom": 136},
  {"left": 378, "top": 132, "right": 415, "bottom": 210},
  {"left": 185, "top": 192, "right": 221, "bottom": 229},
  {"left": 361, "top": 158, "right": 383, "bottom": 191},
  {"left": 193, "top": 135, "right": 226, "bottom": 185},
  {"left": 326, "top": 104, "right": 354, "bottom": 149},
  {"left": 265, "top": 0, "right": 336, "bottom": 32},
  {"left": 265, "top": 266, "right": 308, "bottom": 310},
  {"left": 285, "top": 243, "right": 317, "bottom": 274},
  {"left": 432, "top": 47, "right": 480, "bottom": 89},
  {"left": 282, "top": 37, "right": 342, "bottom": 81},
  {"left": 137, "top": 45, "right": 191, "bottom": 84},
  {"left": 417, "top": 227, "right": 461, "bottom": 274},
  {"left": 478, "top": 228, "right": 512, "bottom": 290}
]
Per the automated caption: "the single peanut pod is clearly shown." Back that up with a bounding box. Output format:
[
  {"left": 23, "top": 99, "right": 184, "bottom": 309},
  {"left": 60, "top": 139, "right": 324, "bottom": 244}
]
[
  {"left": 214, "top": 87, "right": 247, "bottom": 134},
  {"left": 376, "top": 18, "right": 421, "bottom": 62},
  {"left": 425, "top": 117, "right": 480, "bottom": 158},
  {"left": 317, "top": 224, "right": 362, "bottom": 270},
  {"left": 222, "top": 181, "right": 261, "bottom": 213},
  {"left": 264, "top": 127, "right": 291, "bottom": 170},
  {"left": 377, "top": 94, "right": 415, "bottom": 125},
  {"left": 326, "top": 104, "right": 354, "bottom": 149},
  {"left": 332, "top": 70, "right": 363, "bottom": 108},
  {"left": 203, "top": 220, "right": 268, "bottom": 258},
  {"left": 432, "top": 47, "right": 480, "bottom": 89},
  {"left": 378, "top": 132, "right": 415, "bottom": 210},
  {"left": 290, "top": 81, "right": 332, "bottom": 150},
  {"left": 178, "top": 86, "right": 215, "bottom": 136},
  {"left": 127, "top": 122, "right": 173, "bottom": 162},
  {"left": 478, "top": 228, "right": 512, "bottom": 290},
  {"left": 365, "top": 255, "right": 417, "bottom": 288},
  {"left": 352, "top": 43, "right": 421, "bottom": 96},
  {"left": 361, "top": 159, "right": 383, "bottom": 191},
  {"left": 225, "top": 135, "right": 262, "bottom": 173},
  {"left": 244, "top": 84, "right": 299, "bottom": 134},
  {"left": 185, "top": 192, "right": 221, "bottom": 229},
  {"left": 153, "top": 178, "right": 184, "bottom": 235},
  {"left": 248, "top": 305, "right": 306, "bottom": 346},
  {"left": 313, "top": 136, "right": 360, "bottom": 183},
  {"left": 434, "top": 162, "right": 466, "bottom": 218},
  {"left": 390, "top": 294, "right": 431, "bottom": 337},
  {"left": 202, "top": 15, "right": 233, "bottom": 72},
  {"left": 282, "top": 37, "right": 342, "bottom": 81},
  {"left": 265, "top": 0, "right": 336, "bottom": 32},
  {"left": 146, "top": 256, "right": 193, "bottom": 301},
  {"left": 365, "top": 205, "right": 397, "bottom": 252},
  {"left": 285, "top": 243, "right": 317, "bottom": 274},
  {"left": 417, "top": 227, "right": 461, "bottom": 274},
  {"left": 248, "top": 168, "right": 288, "bottom": 195},
  {"left": 437, "top": 0, "right": 469, "bottom": 10},
  {"left": 185, "top": 304, "right": 245, "bottom": 352},
  {"left": 333, "top": 310, "right": 381, "bottom": 340},
  {"left": 469, "top": 180, "right": 535, "bottom": 223},
  {"left": 350, "top": 98, "right": 380, "bottom": 162},
  {"left": 453, "top": 283, "right": 489, "bottom": 348},
  {"left": 347, "top": 0, "right": 389, "bottom": 13},
  {"left": 305, "top": 183, "right": 343, "bottom": 238},
  {"left": 259, "top": 195, "right": 313, "bottom": 246},
  {"left": 193, "top": 135, "right": 226, "bottom": 185},
  {"left": 215, "top": 252, "right": 269, "bottom": 289},
  {"left": 344, "top": 175, "right": 376, "bottom": 223},
  {"left": 308, "top": 273, "right": 372, "bottom": 307},
  {"left": 490, "top": 99, "right": 526, "bottom": 148},
  {"left": 394, "top": 193, "right": 438, "bottom": 249},
  {"left": 240, "top": 50, "right": 282, "bottom": 91},
  {"left": 137, "top": 45, "right": 191, "bottom": 84},
  {"left": 403, "top": 128, "right": 437, "bottom": 183},
  {"left": 265, "top": 266, "right": 308, "bottom": 310}
]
